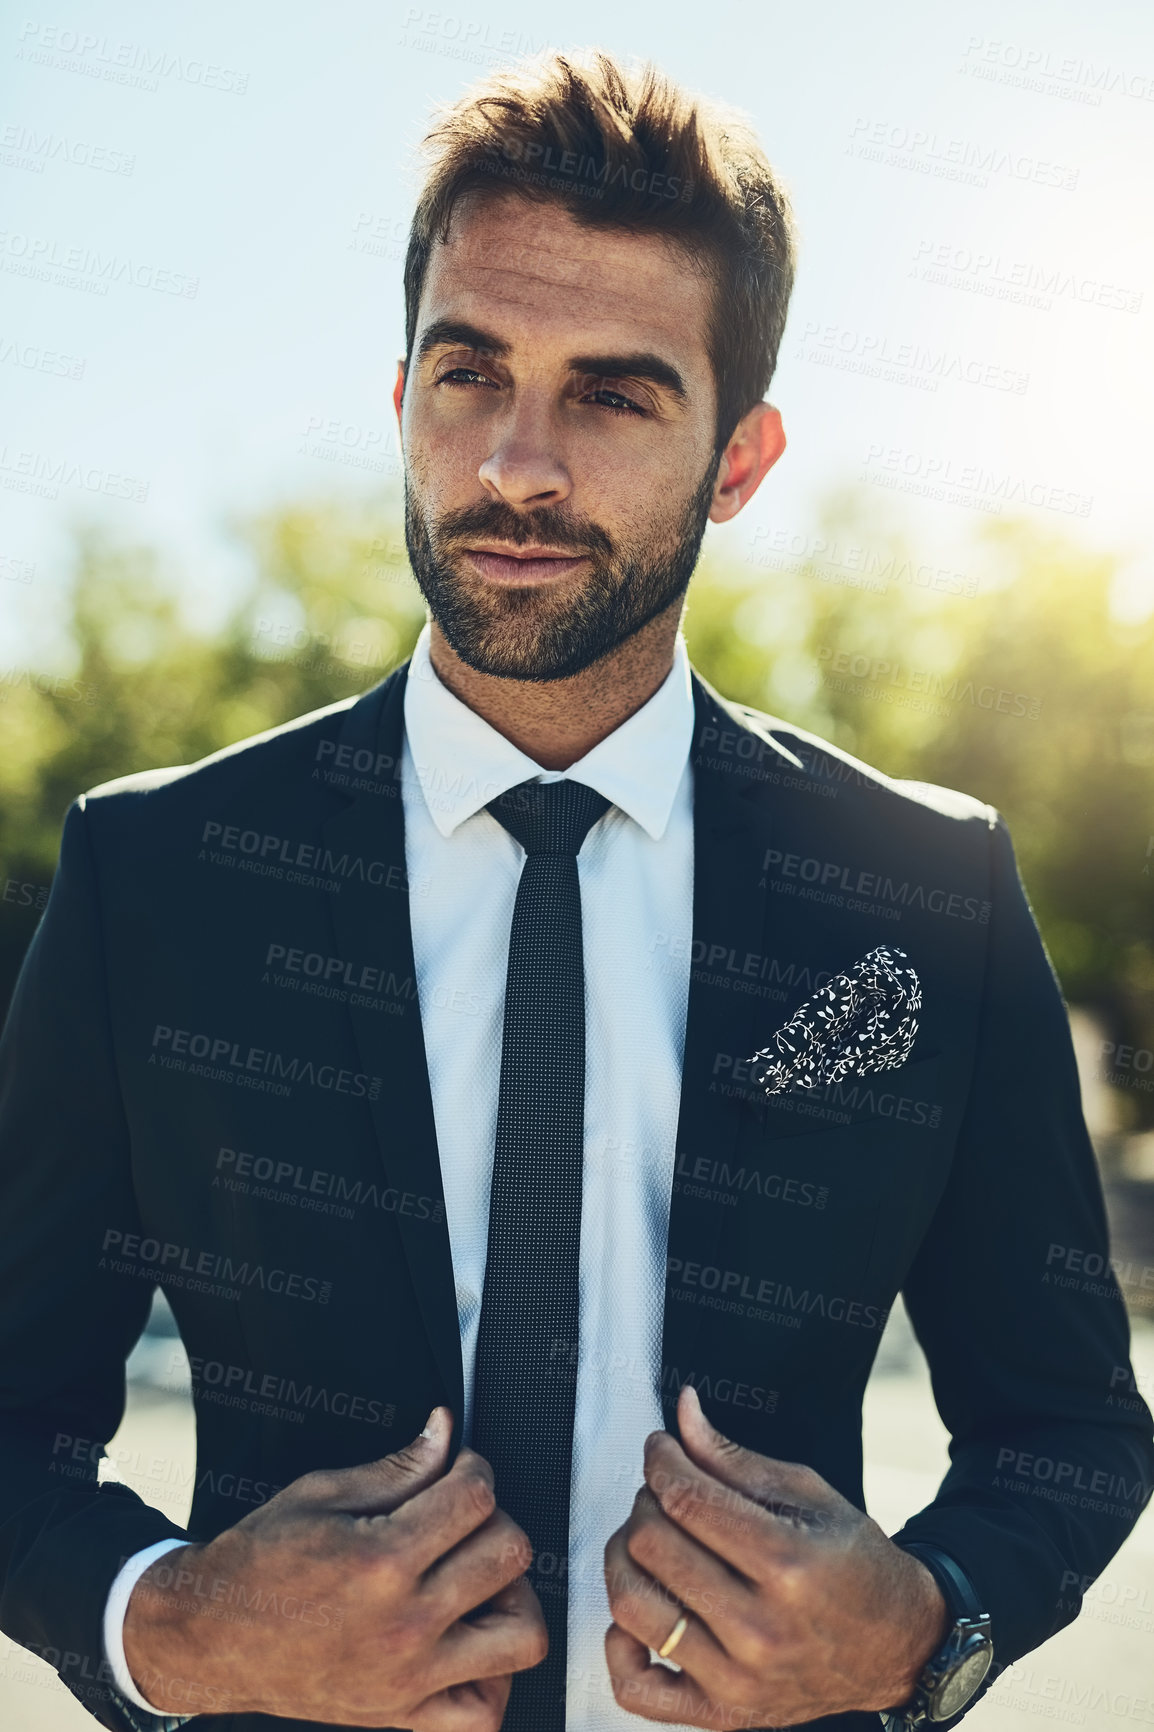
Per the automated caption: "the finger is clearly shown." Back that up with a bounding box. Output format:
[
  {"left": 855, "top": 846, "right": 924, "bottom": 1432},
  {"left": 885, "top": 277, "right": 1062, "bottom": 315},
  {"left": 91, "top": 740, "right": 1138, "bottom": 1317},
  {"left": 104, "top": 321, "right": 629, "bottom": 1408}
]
[
  {"left": 298, "top": 1406, "right": 456, "bottom": 1517},
  {"left": 618, "top": 1490, "right": 749, "bottom": 1634},
  {"left": 428, "top": 1576, "right": 548, "bottom": 1690},
  {"left": 420, "top": 1507, "right": 535, "bottom": 1621},
  {"left": 410, "top": 1675, "right": 512, "bottom": 1732},
  {"left": 675, "top": 1384, "right": 841, "bottom": 1528},
  {"left": 377, "top": 1447, "right": 506, "bottom": 1577},
  {"left": 605, "top": 1621, "right": 718, "bottom": 1727},
  {"left": 642, "top": 1429, "right": 827, "bottom": 1577},
  {"left": 604, "top": 1529, "right": 730, "bottom": 1695}
]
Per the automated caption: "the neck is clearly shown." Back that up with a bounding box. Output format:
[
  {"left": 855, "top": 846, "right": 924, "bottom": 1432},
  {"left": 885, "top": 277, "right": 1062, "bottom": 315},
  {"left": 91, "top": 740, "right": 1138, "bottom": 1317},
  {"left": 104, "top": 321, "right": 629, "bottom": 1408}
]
[{"left": 426, "top": 599, "right": 684, "bottom": 771}]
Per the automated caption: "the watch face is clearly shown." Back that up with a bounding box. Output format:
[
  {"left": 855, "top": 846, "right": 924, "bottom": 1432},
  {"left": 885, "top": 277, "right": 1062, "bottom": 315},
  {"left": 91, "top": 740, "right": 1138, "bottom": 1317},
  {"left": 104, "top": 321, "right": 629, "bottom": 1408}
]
[{"left": 934, "top": 1641, "right": 993, "bottom": 1719}]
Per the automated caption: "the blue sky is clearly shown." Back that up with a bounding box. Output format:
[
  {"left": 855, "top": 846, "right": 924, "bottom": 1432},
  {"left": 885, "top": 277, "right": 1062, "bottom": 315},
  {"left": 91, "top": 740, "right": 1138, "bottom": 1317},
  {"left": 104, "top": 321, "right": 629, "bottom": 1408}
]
[{"left": 3, "top": 0, "right": 1153, "bottom": 663}]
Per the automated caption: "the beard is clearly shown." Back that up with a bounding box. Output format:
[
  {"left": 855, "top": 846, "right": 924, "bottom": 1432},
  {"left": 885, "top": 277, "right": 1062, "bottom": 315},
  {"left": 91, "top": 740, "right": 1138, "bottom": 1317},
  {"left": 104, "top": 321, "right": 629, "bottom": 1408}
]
[{"left": 402, "top": 458, "right": 719, "bottom": 682}]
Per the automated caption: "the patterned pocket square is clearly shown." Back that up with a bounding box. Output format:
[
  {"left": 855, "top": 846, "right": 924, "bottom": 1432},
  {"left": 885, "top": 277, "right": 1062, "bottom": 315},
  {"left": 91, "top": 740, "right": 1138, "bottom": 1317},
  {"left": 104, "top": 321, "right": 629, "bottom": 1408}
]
[{"left": 748, "top": 944, "right": 922, "bottom": 1095}]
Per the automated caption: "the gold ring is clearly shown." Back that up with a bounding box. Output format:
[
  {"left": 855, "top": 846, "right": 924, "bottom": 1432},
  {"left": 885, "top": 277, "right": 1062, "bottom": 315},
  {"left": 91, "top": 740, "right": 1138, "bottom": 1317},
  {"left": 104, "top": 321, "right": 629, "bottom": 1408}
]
[{"left": 657, "top": 1610, "right": 690, "bottom": 1659}]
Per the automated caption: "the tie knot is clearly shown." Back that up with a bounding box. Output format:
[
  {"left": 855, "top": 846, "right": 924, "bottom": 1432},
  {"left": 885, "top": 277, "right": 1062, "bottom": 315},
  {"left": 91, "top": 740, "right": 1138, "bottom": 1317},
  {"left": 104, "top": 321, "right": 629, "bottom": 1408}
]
[{"left": 487, "top": 779, "right": 611, "bottom": 857}]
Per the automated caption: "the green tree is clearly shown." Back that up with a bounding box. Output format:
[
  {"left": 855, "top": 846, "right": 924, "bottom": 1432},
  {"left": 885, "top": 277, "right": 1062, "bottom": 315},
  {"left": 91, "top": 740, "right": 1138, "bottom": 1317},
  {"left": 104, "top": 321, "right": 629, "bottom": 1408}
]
[
  {"left": 681, "top": 493, "right": 1154, "bottom": 1123},
  {"left": 3, "top": 488, "right": 1151, "bottom": 1125}
]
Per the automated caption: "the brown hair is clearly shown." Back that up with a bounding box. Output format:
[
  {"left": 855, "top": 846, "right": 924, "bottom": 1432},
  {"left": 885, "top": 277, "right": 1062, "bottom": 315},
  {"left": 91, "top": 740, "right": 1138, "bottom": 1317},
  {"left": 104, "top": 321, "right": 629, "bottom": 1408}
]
[{"left": 403, "top": 49, "right": 797, "bottom": 455}]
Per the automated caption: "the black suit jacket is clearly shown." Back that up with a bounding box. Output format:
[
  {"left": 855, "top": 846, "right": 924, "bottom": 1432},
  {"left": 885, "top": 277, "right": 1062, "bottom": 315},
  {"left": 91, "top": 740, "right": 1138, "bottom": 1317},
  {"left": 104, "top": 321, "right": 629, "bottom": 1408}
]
[{"left": 1, "top": 664, "right": 1151, "bottom": 1732}]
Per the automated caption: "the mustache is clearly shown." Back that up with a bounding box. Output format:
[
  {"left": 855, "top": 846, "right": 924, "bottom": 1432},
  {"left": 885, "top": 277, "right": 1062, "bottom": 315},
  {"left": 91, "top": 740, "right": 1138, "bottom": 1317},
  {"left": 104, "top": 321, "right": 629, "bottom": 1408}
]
[{"left": 432, "top": 500, "right": 616, "bottom": 560}]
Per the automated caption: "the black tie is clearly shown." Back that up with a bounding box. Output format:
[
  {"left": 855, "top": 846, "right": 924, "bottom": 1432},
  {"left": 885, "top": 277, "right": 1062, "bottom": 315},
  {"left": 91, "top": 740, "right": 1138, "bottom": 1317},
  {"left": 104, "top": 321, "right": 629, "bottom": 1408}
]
[{"left": 471, "top": 778, "right": 612, "bottom": 1732}]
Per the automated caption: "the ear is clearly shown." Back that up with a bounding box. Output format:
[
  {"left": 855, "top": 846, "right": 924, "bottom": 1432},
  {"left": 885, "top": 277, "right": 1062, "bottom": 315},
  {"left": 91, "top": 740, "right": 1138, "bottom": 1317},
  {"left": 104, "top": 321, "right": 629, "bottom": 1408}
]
[
  {"left": 393, "top": 359, "right": 406, "bottom": 431},
  {"left": 709, "top": 402, "right": 786, "bottom": 523}
]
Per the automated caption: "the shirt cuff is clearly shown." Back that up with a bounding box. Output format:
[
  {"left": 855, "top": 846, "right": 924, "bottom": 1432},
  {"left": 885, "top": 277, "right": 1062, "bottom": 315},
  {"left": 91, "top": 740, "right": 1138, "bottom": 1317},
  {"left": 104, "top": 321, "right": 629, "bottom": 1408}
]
[{"left": 102, "top": 1538, "right": 193, "bottom": 1724}]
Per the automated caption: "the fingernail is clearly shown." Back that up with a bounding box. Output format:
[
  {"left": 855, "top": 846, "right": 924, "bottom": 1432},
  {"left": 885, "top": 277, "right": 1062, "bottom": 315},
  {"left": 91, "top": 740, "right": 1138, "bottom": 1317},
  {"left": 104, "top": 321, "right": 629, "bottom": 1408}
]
[{"left": 420, "top": 1406, "right": 441, "bottom": 1440}]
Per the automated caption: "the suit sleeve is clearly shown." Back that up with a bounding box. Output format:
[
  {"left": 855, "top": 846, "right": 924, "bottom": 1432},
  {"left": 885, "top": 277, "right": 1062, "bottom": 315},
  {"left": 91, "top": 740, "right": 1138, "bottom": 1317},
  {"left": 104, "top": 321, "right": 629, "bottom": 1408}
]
[
  {"left": 892, "top": 812, "right": 1154, "bottom": 1691},
  {"left": 0, "top": 797, "right": 189, "bottom": 1729}
]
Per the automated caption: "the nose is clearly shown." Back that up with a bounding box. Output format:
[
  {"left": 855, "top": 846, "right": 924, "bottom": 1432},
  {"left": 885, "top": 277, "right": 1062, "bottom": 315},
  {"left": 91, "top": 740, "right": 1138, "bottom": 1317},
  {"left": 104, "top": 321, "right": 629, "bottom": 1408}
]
[{"left": 477, "top": 395, "right": 573, "bottom": 508}]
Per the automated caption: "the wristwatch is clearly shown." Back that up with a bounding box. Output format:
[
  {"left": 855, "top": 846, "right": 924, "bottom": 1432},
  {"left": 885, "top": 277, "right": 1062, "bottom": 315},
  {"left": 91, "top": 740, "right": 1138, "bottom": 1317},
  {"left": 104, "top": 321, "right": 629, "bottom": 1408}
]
[{"left": 880, "top": 1543, "right": 993, "bottom": 1729}]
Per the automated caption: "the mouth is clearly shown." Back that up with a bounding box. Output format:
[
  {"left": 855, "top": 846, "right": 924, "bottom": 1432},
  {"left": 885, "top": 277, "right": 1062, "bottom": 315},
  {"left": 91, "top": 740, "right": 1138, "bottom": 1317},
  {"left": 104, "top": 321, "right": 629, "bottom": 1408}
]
[{"left": 462, "top": 543, "right": 590, "bottom": 586}]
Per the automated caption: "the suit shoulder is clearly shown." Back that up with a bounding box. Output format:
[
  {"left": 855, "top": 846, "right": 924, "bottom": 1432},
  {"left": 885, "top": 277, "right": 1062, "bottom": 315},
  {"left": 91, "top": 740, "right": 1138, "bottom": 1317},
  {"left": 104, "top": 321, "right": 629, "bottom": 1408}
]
[
  {"left": 710, "top": 685, "right": 999, "bottom": 832},
  {"left": 78, "top": 684, "right": 385, "bottom": 818}
]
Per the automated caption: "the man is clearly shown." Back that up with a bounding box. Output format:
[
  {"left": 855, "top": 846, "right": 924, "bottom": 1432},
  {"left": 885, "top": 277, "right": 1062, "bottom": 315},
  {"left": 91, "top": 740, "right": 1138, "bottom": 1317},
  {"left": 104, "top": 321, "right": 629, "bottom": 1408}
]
[{"left": 0, "top": 46, "right": 1150, "bottom": 1732}]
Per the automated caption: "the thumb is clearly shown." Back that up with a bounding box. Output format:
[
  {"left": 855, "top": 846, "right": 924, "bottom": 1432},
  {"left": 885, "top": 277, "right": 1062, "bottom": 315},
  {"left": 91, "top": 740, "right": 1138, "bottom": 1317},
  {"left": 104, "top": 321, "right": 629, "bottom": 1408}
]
[
  {"left": 675, "top": 1382, "right": 746, "bottom": 1479},
  {"left": 675, "top": 1384, "right": 820, "bottom": 1516},
  {"left": 309, "top": 1404, "right": 454, "bottom": 1516}
]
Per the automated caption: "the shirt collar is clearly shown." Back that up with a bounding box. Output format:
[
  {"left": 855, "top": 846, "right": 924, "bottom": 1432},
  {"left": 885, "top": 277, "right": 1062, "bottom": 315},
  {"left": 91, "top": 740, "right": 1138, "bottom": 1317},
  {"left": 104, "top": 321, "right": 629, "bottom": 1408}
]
[{"left": 402, "top": 620, "right": 695, "bottom": 842}]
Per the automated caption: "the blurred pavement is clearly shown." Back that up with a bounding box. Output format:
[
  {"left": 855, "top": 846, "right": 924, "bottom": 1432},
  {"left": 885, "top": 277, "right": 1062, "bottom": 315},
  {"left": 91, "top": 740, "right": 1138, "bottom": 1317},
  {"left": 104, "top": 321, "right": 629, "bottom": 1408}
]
[{"left": 3, "top": 1298, "right": 1151, "bottom": 1730}]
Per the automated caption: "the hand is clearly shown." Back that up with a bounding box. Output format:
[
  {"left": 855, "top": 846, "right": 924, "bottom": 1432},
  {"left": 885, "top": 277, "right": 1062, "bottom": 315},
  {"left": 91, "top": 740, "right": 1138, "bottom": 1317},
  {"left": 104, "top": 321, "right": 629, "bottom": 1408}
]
[
  {"left": 603, "top": 1385, "right": 948, "bottom": 1726},
  {"left": 122, "top": 1407, "right": 547, "bottom": 1728}
]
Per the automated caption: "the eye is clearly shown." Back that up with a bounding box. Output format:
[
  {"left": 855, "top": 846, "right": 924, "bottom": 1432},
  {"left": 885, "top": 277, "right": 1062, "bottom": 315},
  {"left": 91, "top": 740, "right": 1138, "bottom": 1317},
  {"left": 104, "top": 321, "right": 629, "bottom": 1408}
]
[
  {"left": 583, "top": 387, "right": 646, "bottom": 417},
  {"left": 436, "top": 367, "right": 497, "bottom": 389},
  {"left": 434, "top": 369, "right": 646, "bottom": 416}
]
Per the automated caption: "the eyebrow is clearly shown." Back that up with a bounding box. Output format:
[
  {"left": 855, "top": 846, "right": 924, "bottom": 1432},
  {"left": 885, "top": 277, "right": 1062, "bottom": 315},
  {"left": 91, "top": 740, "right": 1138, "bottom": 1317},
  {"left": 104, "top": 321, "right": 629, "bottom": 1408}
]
[{"left": 415, "top": 318, "right": 689, "bottom": 406}]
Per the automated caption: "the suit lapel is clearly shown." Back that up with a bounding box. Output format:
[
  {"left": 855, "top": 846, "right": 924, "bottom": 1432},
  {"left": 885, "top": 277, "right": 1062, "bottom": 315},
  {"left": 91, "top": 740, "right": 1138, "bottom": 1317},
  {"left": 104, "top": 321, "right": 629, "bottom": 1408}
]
[
  {"left": 319, "top": 666, "right": 465, "bottom": 1432},
  {"left": 662, "top": 674, "right": 793, "bottom": 1427}
]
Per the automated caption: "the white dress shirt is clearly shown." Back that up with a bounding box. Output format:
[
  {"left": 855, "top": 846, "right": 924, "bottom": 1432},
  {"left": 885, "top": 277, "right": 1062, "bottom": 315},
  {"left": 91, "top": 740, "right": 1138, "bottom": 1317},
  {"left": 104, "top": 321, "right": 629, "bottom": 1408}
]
[{"left": 106, "top": 621, "right": 697, "bottom": 1732}]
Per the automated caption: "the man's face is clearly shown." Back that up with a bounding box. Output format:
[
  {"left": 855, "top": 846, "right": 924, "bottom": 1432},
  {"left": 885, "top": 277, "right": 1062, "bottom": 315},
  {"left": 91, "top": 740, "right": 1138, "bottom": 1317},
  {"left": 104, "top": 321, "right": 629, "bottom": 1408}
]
[{"left": 396, "top": 190, "right": 725, "bottom": 681}]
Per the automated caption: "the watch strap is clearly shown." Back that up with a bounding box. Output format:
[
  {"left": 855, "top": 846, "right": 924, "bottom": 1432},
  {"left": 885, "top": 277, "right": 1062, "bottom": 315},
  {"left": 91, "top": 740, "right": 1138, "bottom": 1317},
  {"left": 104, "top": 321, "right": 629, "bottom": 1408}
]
[{"left": 898, "top": 1542, "right": 986, "bottom": 1627}]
